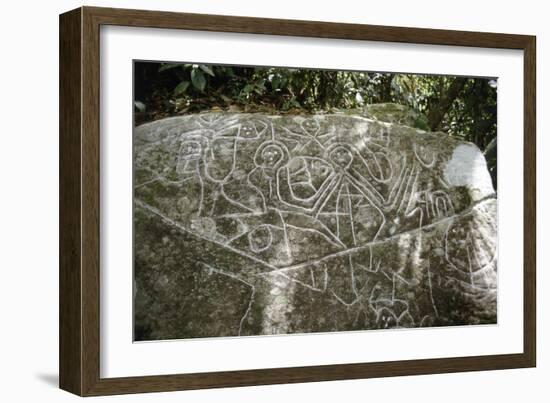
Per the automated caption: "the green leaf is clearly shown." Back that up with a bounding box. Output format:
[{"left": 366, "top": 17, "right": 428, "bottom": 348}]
[
  {"left": 199, "top": 65, "right": 215, "bottom": 77},
  {"left": 220, "top": 94, "right": 233, "bottom": 103},
  {"left": 254, "top": 85, "right": 265, "bottom": 95},
  {"left": 174, "top": 81, "right": 190, "bottom": 95},
  {"left": 242, "top": 84, "right": 254, "bottom": 94},
  {"left": 159, "top": 63, "right": 184, "bottom": 72},
  {"left": 225, "top": 67, "right": 235, "bottom": 77},
  {"left": 191, "top": 69, "right": 206, "bottom": 92}
]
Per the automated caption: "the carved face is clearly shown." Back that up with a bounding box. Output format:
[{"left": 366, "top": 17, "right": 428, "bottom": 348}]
[
  {"left": 240, "top": 123, "right": 256, "bottom": 138},
  {"left": 180, "top": 140, "right": 202, "bottom": 161},
  {"left": 262, "top": 145, "right": 282, "bottom": 165},
  {"left": 258, "top": 144, "right": 285, "bottom": 168},
  {"left": 301, "top": 118, "right": 320, "bottom": 134},
  {"left": 329, "top": 146, "right": 353, "bottom": 169}
]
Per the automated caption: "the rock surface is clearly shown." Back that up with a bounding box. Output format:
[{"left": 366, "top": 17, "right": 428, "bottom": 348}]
[
  {"left": 362, "top": 103, "right": 430, "bottom": 130},
  {"left": 133, "top": 111, "right": 497, "bottom": 341}
]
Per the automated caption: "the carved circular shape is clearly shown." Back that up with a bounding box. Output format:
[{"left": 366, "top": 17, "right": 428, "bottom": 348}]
[
  {"left": 254, "top": 141, "right": 288, "bottom": 169},
  {"left": 328, "top": 145, "right": 354, "bottom": 170},
  {"left": 248, "top": 225, "right": 273, "bottom": 253}
]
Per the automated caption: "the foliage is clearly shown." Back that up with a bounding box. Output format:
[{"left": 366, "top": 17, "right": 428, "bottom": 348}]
[{"left": 134, "top": 62, "right": 497, "bottom": 186}]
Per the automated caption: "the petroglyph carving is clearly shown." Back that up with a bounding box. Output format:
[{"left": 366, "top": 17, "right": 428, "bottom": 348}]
[{"left": 133, "top": 112, "right": 497, "bottom": 340}]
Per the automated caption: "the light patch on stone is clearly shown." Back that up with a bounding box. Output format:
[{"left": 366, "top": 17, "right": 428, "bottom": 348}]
[{"left": 443, "top": 144, "right": 494, "bottom": 200}]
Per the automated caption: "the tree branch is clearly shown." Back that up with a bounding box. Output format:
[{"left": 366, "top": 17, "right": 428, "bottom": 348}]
[{"left": 427, "top": 77, "right": 468, "bottom": 131}]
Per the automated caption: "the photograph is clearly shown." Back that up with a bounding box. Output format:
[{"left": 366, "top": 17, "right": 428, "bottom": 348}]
[{"left": 132, "top": 62, "right": 498, "bottom": 341}]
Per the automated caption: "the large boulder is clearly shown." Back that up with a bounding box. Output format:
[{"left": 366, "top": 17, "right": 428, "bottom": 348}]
[{"left": 133, "top": 112, "right": 497, "bottom": 340}]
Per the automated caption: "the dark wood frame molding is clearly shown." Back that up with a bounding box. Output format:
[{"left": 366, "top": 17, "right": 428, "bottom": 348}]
[{"left": 59, "top": 6, "right": 536, "bottom": 396}]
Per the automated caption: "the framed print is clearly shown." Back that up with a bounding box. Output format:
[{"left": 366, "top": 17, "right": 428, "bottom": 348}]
[{"left": 59, "top": 6, "right": 536, "bottom": 396}]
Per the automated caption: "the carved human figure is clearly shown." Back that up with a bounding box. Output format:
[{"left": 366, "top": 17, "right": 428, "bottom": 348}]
[{"left": 249, "top": 141, "right": 289, "bottom": 203}]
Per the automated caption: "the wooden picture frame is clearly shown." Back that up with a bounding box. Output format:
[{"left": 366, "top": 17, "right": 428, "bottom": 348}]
[{"left": 59, "top": 6, "right": 536, "bottom": 396}]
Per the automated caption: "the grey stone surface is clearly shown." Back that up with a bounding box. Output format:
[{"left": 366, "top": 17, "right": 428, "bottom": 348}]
[
  {"left": 133, "top": 112, "right": 497, "bottom": 341},
  {"left": 362, "top": 103, "right": 430, "bottom": 130}
]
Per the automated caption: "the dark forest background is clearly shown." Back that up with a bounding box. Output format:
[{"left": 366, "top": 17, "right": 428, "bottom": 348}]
[{"left": 134, "top": 62, "right": 497, "bottom": 187}]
